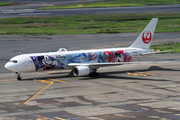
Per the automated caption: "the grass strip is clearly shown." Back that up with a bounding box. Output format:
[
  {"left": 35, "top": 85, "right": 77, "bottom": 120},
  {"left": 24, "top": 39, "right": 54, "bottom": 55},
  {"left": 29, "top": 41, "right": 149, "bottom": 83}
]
[
  {"left": 0, "top": 2, "right": 12, "bottom": 6},
  {"left": 0, "top": 13, "right": 180, "bottom": 35},
  {"left": 36, "top": 0, "right": 180, "bottom": 10},
  {"left": 150, "top": 42, "right": 180, "bottom": 53}
]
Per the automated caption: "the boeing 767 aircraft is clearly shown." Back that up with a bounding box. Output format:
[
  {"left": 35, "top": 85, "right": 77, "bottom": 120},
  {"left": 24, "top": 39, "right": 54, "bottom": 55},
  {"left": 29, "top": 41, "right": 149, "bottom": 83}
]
[{"left": 5, "top": 18, "right": 166, "bottom": 80}]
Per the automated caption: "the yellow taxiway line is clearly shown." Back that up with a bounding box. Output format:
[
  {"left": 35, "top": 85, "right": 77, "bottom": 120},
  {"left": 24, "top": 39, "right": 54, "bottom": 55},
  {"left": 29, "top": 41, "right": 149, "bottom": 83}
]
[
  {"left": 23, "top": 79, "right": 68, "bottom": 105},
  {"left": 138, "top": 72, "right": 158, "bottom": 76},
  {"left": 36, "top": 115, "right": 54, "bottom": 120},
  {"left": 0, "top": 51, "right": 16, "bottom": 56},
  {"left": 23, "top": 81, "right": 53, "bottom": 105},
  {"left": 127, "top": 72, "right": 147, "bottom": 77},
  {"left": 36, "top": 115, "right": 70, "bottom": 120},
  {"left": 127, "top": 71, "right": 158, "bottom": 77},
  {"left": 54, "top": 117, "right": 70, "bottom": 120},
  {"left": 50, "top": 79, "right": 68, "bottom": 83}
]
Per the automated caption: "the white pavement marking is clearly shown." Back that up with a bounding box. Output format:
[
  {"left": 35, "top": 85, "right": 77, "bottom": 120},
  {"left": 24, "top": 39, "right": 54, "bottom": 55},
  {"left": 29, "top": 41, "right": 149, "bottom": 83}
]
[
  {"left": 19, "top": 13, "right": 50, "bottom": 16},
  {"left": 2, "top": 11, "right": 34, "bottom": 14}
]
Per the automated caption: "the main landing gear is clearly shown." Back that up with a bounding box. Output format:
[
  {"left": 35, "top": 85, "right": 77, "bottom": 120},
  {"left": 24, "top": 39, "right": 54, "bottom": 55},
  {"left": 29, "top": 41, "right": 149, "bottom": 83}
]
[
  {"left": 89, "top": 72, "right": 99, "bottom": 77},
  {"left": 89, "top": 69, "right": 99, "bottom": 77},
  {"left": 15, "top": 72, "right": 21, "bottom": 80}
]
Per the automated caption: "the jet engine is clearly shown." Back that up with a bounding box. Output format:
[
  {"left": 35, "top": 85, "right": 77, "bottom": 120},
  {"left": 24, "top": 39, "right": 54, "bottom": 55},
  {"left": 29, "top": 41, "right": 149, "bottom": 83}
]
[{"left": 72, "top": 66, "right": 92, "bottom": 77}]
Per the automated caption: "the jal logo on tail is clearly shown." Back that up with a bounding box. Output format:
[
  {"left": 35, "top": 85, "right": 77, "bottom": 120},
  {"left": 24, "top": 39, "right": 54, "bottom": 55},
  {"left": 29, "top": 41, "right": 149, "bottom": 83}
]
[{"left": 142, "top": 31, "right": 152, "bottom": 44}]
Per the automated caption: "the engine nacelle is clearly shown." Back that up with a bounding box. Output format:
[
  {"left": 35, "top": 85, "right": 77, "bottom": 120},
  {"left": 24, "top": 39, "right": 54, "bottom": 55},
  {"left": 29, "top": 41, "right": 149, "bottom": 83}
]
[{"left": 72, "top": 66, "right": 92, "bottom": 77}]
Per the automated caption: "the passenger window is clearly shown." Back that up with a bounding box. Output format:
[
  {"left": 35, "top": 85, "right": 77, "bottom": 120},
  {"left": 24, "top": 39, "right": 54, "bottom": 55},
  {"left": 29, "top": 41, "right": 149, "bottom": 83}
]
[{"left": 13, "top": 60, "right": 17, "bottom": 63}]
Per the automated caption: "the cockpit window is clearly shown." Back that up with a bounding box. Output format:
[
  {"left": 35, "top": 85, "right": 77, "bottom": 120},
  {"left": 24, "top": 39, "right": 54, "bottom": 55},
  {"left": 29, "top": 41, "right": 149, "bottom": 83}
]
[
  {"left": 13, "top": 60, "right": 17, "bottom": 63},
  {"left": 9, "top": 60, "right": 13, "bottom": 62}
]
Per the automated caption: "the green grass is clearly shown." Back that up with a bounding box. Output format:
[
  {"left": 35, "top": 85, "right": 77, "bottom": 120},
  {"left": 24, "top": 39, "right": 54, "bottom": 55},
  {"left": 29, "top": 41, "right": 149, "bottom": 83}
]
[
  {"left": 0, "top": 13, "right": 180, "bottom": 35},
  {"left": 0, "top": 2, "right": 12, "bottom": 6},
  {"left": 150, "top": 42, "right": 180, "bottom": 53},
  {"left": 36, "top": 0, "right": 180, "bottom": 10}
]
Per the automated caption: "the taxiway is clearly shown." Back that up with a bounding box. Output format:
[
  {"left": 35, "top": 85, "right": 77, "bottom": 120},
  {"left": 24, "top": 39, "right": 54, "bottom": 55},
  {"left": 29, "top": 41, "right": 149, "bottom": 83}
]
[{"left": 0, "top": 33, "right": 180, "bottom": 119}]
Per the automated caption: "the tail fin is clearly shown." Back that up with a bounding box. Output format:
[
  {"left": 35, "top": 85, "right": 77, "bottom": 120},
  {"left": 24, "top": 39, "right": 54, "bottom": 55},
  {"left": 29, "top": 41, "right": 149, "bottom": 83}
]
[{"left": 130, "top": 18, "right": 158, "bottom": 49}]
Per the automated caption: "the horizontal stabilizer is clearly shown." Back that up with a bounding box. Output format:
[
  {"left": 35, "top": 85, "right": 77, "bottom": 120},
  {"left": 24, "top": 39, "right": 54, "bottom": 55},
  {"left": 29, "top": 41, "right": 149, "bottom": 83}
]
[{"left": 141, "top": 50, "right": 173, "bottom": 56}]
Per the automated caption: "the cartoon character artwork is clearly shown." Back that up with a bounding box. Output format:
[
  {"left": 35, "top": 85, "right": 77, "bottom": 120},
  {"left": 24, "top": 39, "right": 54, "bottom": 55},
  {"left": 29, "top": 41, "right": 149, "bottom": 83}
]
[
  {"left": 67, "top": 53, "right": 88, "bottom": 64},
  {"left": 88, "top": 52, "right": 97, "bottom": 63},
  {"left": 41, "top": 55, "right": 58, "bottom": 70},
  {"left": 97, "top": 52, "right": 105, "bottom": 63},
  {"left": 103, "top": 51, "right": 116, "bottom": 62},
  {"left": 88, "top": 52, "right": 105, "bottom": 63},
  {"left": 115, "top": 50, "right": 124, "bottom": 62},
  {"left": 123, "top": 51, "right": 132, "bottom": 62},
  {"left": 115, "top": 50, "right": 132, "bottom": 62},
  {"left": 30, "top": 55, "right": 65, "bottom": 71}
]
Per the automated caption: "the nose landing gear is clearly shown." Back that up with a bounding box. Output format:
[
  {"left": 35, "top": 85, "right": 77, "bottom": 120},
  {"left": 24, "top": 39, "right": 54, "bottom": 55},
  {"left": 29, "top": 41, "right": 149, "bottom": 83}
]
[{"left": 15, "top": 72, "right": 21, "bottom": 80}]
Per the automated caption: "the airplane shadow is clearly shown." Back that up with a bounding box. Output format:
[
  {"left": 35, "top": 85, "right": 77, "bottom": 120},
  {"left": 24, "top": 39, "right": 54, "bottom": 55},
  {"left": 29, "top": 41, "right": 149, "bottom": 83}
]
[
  {"left": 78, "top": 65, "right": 179, "bottom": 81},
  {"left": 22, "top": 65, "right": 179, "bottom": 82}
]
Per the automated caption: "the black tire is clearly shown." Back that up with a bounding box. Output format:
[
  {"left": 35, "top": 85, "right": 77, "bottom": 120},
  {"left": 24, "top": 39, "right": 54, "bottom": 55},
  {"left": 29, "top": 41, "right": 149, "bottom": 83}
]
[
  {"left": 17, "top": 77, "right": 21, "bottom": 81},
  {"left": 96, "top": 73, "right": 99, "bottom": 77},
  {"left": 89, "top": 72, "right": 99, "bottom": 77}
]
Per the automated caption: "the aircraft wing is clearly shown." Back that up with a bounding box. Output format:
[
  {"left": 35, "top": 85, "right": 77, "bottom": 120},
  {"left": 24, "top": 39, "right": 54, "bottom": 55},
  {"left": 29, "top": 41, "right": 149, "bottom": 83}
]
[
  {"left": 67, "top": 61, "right": 153, "bottom": 67},
  {"left": 141, "top": 50, "right": 173, "bottom": 56}
]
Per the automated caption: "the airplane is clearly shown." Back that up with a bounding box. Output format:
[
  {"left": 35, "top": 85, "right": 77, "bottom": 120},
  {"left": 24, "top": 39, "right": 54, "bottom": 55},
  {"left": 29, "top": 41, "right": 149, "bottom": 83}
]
[{"left": 5, "top": 18, "right": 167, "bottom": 80}]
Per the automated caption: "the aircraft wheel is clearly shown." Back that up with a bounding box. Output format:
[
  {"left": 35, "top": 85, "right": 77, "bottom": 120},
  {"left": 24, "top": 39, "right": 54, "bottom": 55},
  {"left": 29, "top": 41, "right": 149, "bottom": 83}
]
[
  {"left": 96, "top": 73, "right": 99, "bottom": 77},
  {"left": 89, "top": 73, "right": 93, "bottom": 77},
  {"left": 89, "top": 72, "right": 99, "bottom": 77},
  {"left": 16, "top": 72, "right": 22, "bottom": 81},
  {"left": 17, "top": 77, "right": 21, "bottom": 81}
]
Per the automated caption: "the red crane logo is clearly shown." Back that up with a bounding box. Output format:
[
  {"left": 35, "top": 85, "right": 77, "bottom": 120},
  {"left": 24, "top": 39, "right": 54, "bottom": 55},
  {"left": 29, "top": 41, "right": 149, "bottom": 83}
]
[{"left": 142, "top": 31, "right": 152, "bottom": 44}]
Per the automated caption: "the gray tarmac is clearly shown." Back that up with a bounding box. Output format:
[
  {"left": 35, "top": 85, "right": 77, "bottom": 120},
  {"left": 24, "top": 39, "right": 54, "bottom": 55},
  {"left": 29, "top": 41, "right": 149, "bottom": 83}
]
[
  {"left": 0, "top": 33, "right": 180, "bottom": 119},
  {"left": 1, "top": 1, "right": 180, "bottom": 120},
  {"left": 0, "top": 4, "right": 180, "bottom": 18}
]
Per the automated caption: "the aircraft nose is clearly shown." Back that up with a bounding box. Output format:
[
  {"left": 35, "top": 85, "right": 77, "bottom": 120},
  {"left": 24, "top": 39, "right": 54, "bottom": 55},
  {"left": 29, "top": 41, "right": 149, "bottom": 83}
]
[
  {"left": 5, "top": 62, "right": 11, "bottom": 70},
  {"left": 5, "top": 62, "right": 16, "bottom": 71}
]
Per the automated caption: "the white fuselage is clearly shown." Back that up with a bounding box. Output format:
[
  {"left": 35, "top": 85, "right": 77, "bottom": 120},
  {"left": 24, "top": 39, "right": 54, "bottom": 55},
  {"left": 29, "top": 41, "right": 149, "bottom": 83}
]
[{"left": 5, "top": 47, "right": 151, "bottom": 73}]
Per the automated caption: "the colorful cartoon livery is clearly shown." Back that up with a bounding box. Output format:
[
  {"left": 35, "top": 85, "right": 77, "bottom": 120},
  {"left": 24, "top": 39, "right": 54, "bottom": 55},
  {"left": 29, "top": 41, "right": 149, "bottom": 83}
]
[{"left": 5, "top": 18, "right": 167, "bottom": 80}]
